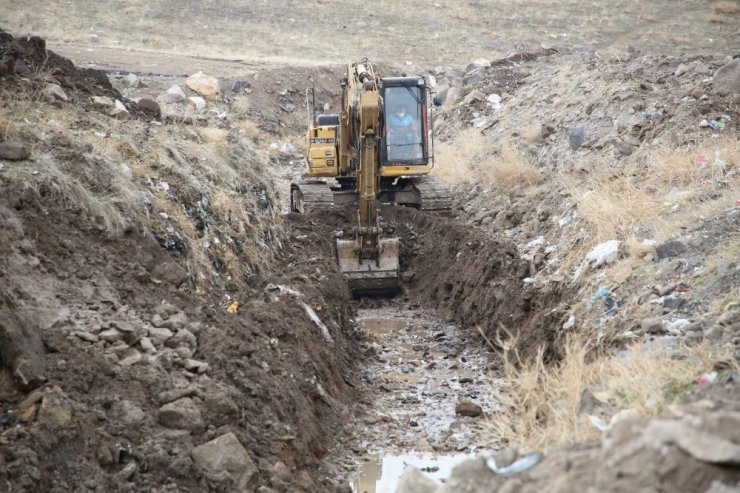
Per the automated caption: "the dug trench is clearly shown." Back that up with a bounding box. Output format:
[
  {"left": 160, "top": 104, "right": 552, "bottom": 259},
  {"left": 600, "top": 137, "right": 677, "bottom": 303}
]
[{"left": 0, "top": 190, "right": 562, "bottom": 492}]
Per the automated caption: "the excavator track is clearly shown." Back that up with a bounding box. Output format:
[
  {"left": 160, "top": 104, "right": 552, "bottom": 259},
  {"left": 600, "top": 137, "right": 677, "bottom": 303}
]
[
  {"left": 290, "top": 181, "right": 335, "bottom": 213},
  {"left": 290, "top": 177, "right": 453, "bottom": 214},
  {"left": 412, "top": 177, "right": 453, "bottom": 212}
]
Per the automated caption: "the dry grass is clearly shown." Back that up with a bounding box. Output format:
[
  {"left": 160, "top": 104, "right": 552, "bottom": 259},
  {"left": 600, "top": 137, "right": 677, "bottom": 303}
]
[
  {"left": 490, "top": 334, "right": 732, "bottom": 452},
  {"left": 566, "top": 137, "right": 739, "bottom": 258},
  {"left": 433, "top": 129, "right": 542, "bottom": 190},
  {"left": 712, "top": 1, "right": 740, "bottom": 14}
]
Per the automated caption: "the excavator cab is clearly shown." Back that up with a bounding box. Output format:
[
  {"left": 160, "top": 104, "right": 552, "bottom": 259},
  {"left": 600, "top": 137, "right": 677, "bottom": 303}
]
[{"left": 380, "top": 78, "right": 431, "bottom": 164}]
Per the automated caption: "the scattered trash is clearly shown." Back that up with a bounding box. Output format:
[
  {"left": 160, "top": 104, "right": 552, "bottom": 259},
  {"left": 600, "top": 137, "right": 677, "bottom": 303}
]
[
  {"left": 226, "top": 301, "right": 239, "bottom": 314},
  {"left": 604, "top": 296, "right": 624, "bottom": 317},
  {"left": 676, "top": 283, "right": 691, "bottom": 293},
  {"left": 301, "top": 302, "right": 334, "bottom": 343},
  {"left": 588, "top": 414, "right": 608, "bottom": 432},
  {"left": 563, "top": 315, "right": 576, "bottom": 330},
  {"left": 693, "top": 154, "right": 708, "bottom": 167},
  {"left": 698, "top": 371, "right": 718, "bottom": 386},
  {"left": 589, "top": 287, "right": 611, "bottom": 308},
  {"left": 335, "top": 434, "right": 345, "bottom": 442},
  {"left": 708, "top": 116, "right": 730, "bottom": 131},
  {"left": 280, "top": 143, "right": 296, "bottom": 154},
  {"left": 486, "top": 452, "right": 542, "bottom": 476}
]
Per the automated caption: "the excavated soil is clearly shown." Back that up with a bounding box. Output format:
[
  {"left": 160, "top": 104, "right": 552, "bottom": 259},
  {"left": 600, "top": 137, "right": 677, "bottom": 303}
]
[{"left": 0, "top": 192, "right": 361, "bottom": 491}]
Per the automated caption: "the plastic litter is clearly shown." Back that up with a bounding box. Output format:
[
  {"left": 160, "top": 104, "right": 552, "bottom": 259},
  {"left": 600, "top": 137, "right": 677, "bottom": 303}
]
[
  {"left": 588, "top": 414, "right": 607, "bottom": 432},
  {"left": 698, "top": 371, "right": 718, "bottom": 386},
  {"left": 226, "top": 301, "right": 239, "bottom": 314},
  {"left": 302, "top": 302, "right": 334, "bottom": 343},
  {"left": 486, "top": 452, "right": 542, "bottom": 476},
  {"left": 588, "top": 287, "right": 610, "bottom": 308}
]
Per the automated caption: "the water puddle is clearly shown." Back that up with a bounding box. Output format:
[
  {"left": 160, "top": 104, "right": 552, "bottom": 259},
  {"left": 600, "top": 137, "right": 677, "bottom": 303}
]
[{"left": 351, "top": 453, "right": 473, "bottom": 493}]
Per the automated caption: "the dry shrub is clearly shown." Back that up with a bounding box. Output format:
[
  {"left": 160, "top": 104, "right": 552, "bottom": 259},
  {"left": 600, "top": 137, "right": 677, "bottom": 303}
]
[
  {"left": 712, "top": 1, "right": 740, "bottom": 14},
  {"left": 198, "top": 127, "right": 229, "bottom": 149},
  {"left": 568, "top": 136, "right": 739, "bottom": 249},
  {"left": 433, "top": 129, "right": 541, "bottom": 189},
  {"left": 490, "top": 334, "right": 730, "bottom": 452}
]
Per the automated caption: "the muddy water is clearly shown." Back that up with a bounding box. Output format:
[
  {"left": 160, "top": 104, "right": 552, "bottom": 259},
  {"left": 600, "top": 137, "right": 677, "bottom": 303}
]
[{"left": 334, "top": 308, "right": 501, "bottom": 491}]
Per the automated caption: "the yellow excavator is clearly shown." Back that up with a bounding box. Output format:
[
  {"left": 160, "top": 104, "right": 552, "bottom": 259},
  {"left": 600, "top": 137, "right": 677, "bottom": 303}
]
[{"left": 291, "top": 59, "right": 449, "bottom": 295}]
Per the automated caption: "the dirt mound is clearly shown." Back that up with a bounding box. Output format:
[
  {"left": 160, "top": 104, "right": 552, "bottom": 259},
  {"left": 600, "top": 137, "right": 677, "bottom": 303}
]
[{"left": 0, "top": 29, "right": 153, "bottom": 118}]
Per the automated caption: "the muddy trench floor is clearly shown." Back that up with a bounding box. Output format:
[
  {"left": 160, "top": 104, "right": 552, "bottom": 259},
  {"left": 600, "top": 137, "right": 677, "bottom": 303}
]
[{"left": 322, "top": 304, "right": 500, "bottom": 492}]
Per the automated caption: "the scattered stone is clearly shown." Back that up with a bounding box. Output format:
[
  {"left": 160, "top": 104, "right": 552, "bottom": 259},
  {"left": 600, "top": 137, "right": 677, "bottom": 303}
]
[
  {"left": 43, "top": 83, "right": 68, "bottom": 103},
  {"left": 463, "top": 89, "right": 486, "bottom": 105},
  {"left": 655, "top": 239, "right": 688, "bottom": 259},
  {"left": 158, "top": 387, "right": 199, "bottom": 405},
  {"left": 713, "top": 59, "right": 740, "bottom": 96},
  {"left": 0, "top": 311, "right": 46, "bottom": 390},
  {"left": 160, "top": 85, "right": 186, "bottom": 104},
  {"left": 115, "top": 399, "right": 147, "bottom": 434},
  {"left": 186, "top": 71, "right": 220, "bottom": 99},
  {"left": 37, "top": 386, "right": 72, "bottom": 428},
  {"left": 99, "top": 328, "right": 124, "bottom": 343},
  {"left": 73, "top": 330, "right": 99, "bottom": 343},
  {"left": 157, "top": 397, "right": 204, "bottom": 432},
  {"left": 191, "top": 432, "right": 257, "bottom": 489},
  {"left": 569, "top": 126, "right": 586, "bottom": 149},
  {"left": 445, "top": 86, "right": 464, "bottom": 106},
  {"left": 187, "top": 96, "right": 206, "bottom": 111},
  {"left": 395, "top": 467, "right": 439, "bottom": 493},
  {"left": 139, "top": 336, "right": 156, "bottom": 354},
  {"left": 151, "top": 261, "right": 188, "bottom": 288},
  {"left": 0, "top": 142, "right": 30, "bottom": 161},
  {"left": 455, "top": 399, "right": 483, "bottom": 417},
  {"left": 92, "top": 95, "right": 115, "bottom": 110},
  {"left": 125, "top": 73, "right": 142, "bottom": 88},
  {"left": 148, "top": 327, "right": 174, "bottom": 346},
  {"left": 182, "top": 359, "right": 208, "bottom": 373},
  {"left": 158, "top": 312, "right": 189, "bottom": 332},
  {"left": 641, "top": 318, "right": 664, "bottom": 334},
  {"left": 133, "top": 95, "right": 161, "bottom": 119},
  {"left": 117, "top": 348, "right": 143, "bottom": 366},
  {"left": 111, "top": 99, "right": 130, "bottom": 119},
  {"left": 674, "top": 63, "right": 689, "bottom": 77},
  {"left": 662, "top": 296, "right": 685, "bottom": 311},
  {"left": 231, "top": 80, "right": 250, "bottom": 92}
]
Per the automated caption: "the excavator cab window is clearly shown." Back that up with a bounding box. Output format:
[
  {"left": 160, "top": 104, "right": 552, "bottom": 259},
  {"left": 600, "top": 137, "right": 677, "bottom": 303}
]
[{"left": 380, "top": 80, "right": 429, "bottom": 164}]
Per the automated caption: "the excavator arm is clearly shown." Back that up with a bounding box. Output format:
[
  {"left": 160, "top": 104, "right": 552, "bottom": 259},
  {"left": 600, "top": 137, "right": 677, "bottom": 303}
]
[{"left": 336, "top": 63, "right": 400, "bottom": 294}]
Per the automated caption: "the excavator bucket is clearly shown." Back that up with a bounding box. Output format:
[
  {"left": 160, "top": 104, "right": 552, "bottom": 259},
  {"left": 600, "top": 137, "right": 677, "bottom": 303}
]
[{"left": 336, "top": 237, "right": 400, "bottom": 295}]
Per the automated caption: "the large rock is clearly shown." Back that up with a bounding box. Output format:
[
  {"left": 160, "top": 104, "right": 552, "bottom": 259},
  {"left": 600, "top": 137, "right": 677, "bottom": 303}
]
[
  {"left": 111, "top": 99, "right": 130, "bottom": 120},
  {"left": 655, "top": 239, "right": 688, "bottom": 259},
  {"left": 157, "top": 397, "right": 204, "bottom": 432},
  {"left": 159, "top": 85, "right": 186, "bottom": 104},
  {"left": 43, "top": 83, "right": 68, "bottom": 103},
  {"left": 92, "top": 95, "right": 115, "bottom": 110},
  {"left": 191, "top": 432, "right": 257, "bottom": 489},
  {"left": 186, "top": 71, "right": 220, "bottom": 99},
  {"left": 0, "top": 142, "right": 30, "bottom": 161},
  {"left": 0, "top": 311, "right": 45, "bottom": 390},
  {"left": 133, "top": 95, "right": 161, "bottom": 119},
  {"left": 455, "top": 399, "right": 483, "bottom": 417},
  {"left": 713, "top": 59, "right": 740, "bottom": 96}
]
